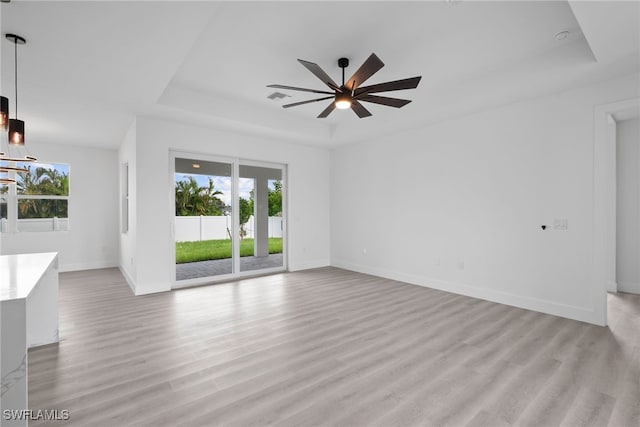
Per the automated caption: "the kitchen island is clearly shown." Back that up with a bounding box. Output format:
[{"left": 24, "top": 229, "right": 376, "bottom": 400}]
[{"left": 1, "top": 252, "right": 59, "bottom": 426}]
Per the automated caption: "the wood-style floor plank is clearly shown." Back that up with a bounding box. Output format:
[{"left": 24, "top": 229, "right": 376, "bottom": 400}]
[{"left": 27, "top": 267, "right": 640, "bottom": 426}]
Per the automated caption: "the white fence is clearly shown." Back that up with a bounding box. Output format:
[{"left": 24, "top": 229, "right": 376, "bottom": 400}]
[
  {"left": 1, "top": 217, "right": 69, "bottom": 232},
  {"left": 175, "top": 215, "right": 283, "bottom": 242}
]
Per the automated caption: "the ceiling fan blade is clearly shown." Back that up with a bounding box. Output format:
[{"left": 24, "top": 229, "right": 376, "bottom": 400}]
[
  {"left": 267, "top": 84, "right": 334, "bottom": 95},
  {"left": 298, "top": 59, "right": 341, "bottom": 92},
  {"left": 344, "top": 53, "right": 385, "bottom": 92},
  {"left": 357, "top": 94, "right": 412, "bottom": 108},
  {"left": 283, "top": 96, "right": 334, "bottom": 108},
  {"left": 354, "top": 76, "right": 422, "bottom": 96},
  {"left": 350, "top": 100, "right": 372, "bottom": 118},
  {"left": 317, "top": 102, "right": 336, "bottom": 118}
]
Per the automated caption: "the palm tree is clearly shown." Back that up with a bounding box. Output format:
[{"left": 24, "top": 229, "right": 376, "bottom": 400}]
[
  {"left": 175, "top": 178, "right": 197, "bottom": 216},
  {"left": 17, "top": 166, "right": 69, "bottom": 196},
  {"left": 37, "top": 168, "right": 69, "bottom": 196},
  {"left": 17, "top": 166, "right": 69, "bottom": 219},
  {"left": 175, "top": 177, "right": 224, "bottom": 216}
]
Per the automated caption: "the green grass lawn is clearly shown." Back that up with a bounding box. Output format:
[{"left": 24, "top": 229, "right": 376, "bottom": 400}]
[{"left": 176, "top": 238, "right": 282, "bottom": 264}]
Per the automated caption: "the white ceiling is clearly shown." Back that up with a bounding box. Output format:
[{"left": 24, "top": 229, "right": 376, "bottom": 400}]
[{"left": 1, "top": 1, "right": 639, "bottom": 149}]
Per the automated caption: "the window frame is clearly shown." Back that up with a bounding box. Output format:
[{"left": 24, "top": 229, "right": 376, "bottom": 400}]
[{"left": 1, "top": 161, "right": 71, "bottom": 233}]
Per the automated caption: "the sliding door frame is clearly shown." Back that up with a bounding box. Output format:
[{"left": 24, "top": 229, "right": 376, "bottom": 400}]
[
  {"left": 237, "top": 158, "right": 288, "bottom": 276},
  {"left": 170, "top": 150, "right": 288, "bottom": 289}
]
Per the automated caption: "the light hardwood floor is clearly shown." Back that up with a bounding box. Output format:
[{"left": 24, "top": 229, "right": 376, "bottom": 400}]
[{"left": 28, "top": 267, "right": 639, "bottom": 426}]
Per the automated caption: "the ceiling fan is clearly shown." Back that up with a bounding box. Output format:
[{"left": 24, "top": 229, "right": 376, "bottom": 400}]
[{"left": 267, "top": 53, "right": 422, "bottom": 118}]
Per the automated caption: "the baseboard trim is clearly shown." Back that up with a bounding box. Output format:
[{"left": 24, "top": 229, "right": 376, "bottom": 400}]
[
  {"left": 618, "top": 281, "right": 640, "bottom": 294},
  {"left": 332, "top": 260, "right": 602, "bottom": 326},
  {"left": 60, "top": 260, "right": 118, "bottom": 273},
  {"left": 133, "top": 282, "right": 171, "bottom": 296},
  {"left": 118, "top": 266, "right": 136, "bottom": 295},
  {"left": 289, "top": 258, "right": 330, "bottom": 272}
]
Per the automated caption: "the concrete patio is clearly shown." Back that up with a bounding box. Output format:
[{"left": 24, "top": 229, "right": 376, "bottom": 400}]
[{"left": 176, "top": 253, "right": 284, "bottom": 281}]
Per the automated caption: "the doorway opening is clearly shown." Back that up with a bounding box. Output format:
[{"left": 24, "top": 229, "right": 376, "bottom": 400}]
[
  {"left": 614, "top": 114, "right": 640, "bottom": 294},
  {"left": 594, "top": 97, "right": 640, "bottom": 325}
]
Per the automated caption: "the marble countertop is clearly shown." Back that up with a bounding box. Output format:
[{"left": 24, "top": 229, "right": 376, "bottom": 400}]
[{"left": 0, "top": 252, "right": 58, "bottom": 301}]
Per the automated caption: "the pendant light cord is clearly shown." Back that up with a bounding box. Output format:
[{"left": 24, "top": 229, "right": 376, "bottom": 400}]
[{"left": 13, "top": 38, "right": 18, "bottom": 118}]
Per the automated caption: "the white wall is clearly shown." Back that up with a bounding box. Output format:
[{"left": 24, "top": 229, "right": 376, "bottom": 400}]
[
  {"left": 123, "top": 117, "right": 330, "bottom": 295},
  {"left": 616, "top": 117, "right": 640, "bottom": 293},
  {"left": 0, "top": 142, "right": 119, "bottom": 271},
  {"left": 331, "top": 73, "right": 639, "bottom": 326}
]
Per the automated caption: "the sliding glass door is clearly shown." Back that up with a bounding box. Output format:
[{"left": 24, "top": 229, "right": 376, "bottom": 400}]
[
  {"left": 172, "top": 153, "right": 286, "bottom": 286},
  {"left": 174, "top": 157, "right": 233, "bottom": 281},
  {"left": 239, "top": 165, "right": 284, "bottom": 273}
]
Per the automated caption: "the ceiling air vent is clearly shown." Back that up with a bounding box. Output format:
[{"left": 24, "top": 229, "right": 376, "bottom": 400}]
[{"left": 267, "top": 92, "right": 290, "bottom": 100}]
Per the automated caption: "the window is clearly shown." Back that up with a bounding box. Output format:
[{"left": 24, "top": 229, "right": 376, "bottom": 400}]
[
  {"left": 121, "top": 162, "right": 128, "bottom": 233},
  {"left": 0, "top": 162, "right": 70, "bottom": 232}
]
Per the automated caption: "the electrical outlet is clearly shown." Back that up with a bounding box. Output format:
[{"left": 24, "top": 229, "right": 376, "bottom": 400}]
[{"left": 554, "top": 218, "right": 568, "bottom": 230}]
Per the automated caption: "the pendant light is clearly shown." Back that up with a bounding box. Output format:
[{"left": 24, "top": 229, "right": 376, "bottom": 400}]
[
  {"left": 1, "top": 33, "right": 35, "bottom": 186},
  {"left": 0, "top": 96, "right": 8, "bottom": 133},
  {"left": 0, "top": 96, "right": 7, "bottom": 157},
  {"left": 6, "top": 33, "right": 26, "bottom": 146}
]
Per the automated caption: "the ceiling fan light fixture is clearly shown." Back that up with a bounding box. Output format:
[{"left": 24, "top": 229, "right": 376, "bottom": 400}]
[
  {"left": 269, "top": 53, "right": 421, "bottom": 118},
  {"left": 335, "top": 93, "right": 352, "bottom": 110}
]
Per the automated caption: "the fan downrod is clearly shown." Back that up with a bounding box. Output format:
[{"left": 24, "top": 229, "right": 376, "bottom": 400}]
[{"left": 338, "top": 58, "right": 349, "bottom": 86}]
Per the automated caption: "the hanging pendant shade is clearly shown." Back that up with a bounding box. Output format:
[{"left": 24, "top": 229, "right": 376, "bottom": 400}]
[
  {"left": 0, "top": 96, "right": 8, "bottom": 133},
  {"left": 0, "top": 96, "right": 6, "bottom": 157},
  {"left": 8, "top": 118, "right": 24, "bottom": 145}
]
